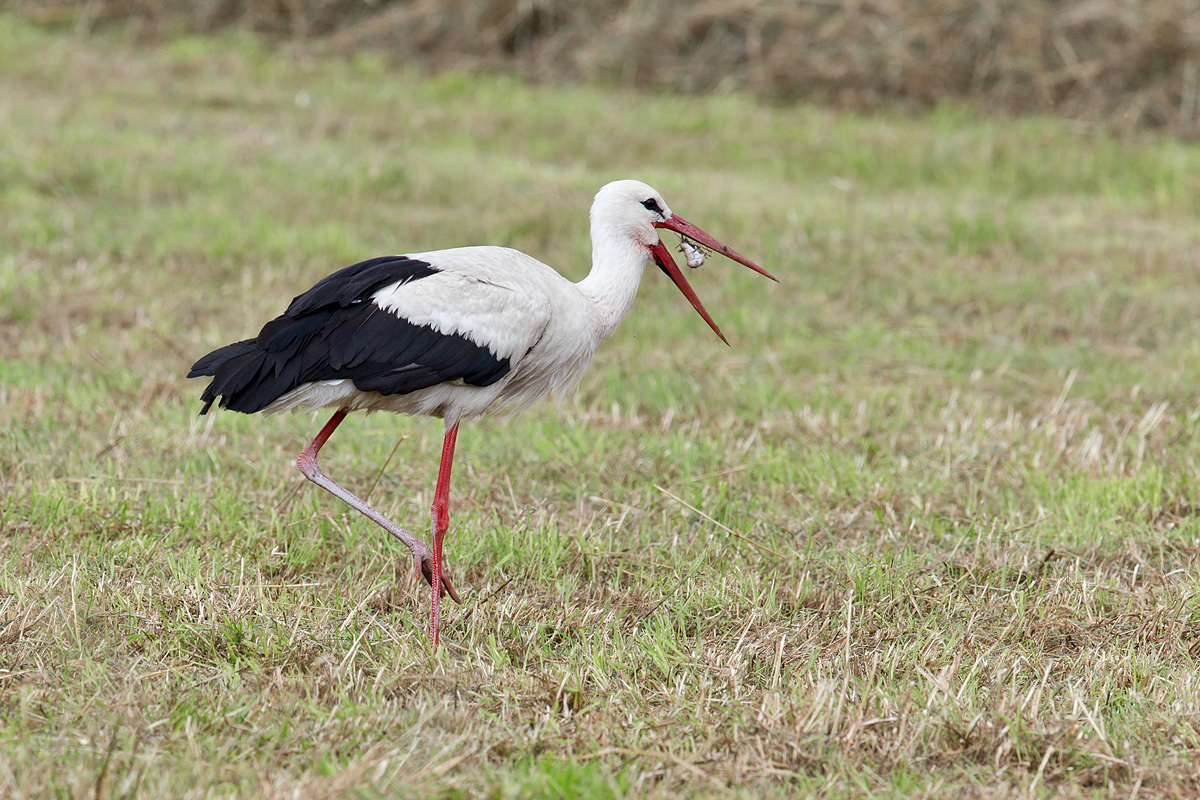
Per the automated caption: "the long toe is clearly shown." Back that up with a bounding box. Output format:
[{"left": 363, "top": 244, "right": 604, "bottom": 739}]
[
  {"left": 440, "top": 570, "right": 462, "bottom": 604},
  {"left": 415, "top": 555, "right": 461, "bottom": 603}
]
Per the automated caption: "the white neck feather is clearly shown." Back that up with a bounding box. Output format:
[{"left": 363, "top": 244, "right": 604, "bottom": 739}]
[{"left": 575, "top": 232, "right": 649, "bottom": 344}]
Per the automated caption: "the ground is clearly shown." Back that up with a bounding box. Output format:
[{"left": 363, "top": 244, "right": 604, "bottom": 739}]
[{"left": 2, "top": 15, "right": 1200, "bottom": 799}]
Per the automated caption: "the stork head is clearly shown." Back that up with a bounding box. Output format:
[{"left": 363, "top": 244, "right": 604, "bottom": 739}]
[{"left": 590, "top": 179, "right": 777, "bottom": 346}]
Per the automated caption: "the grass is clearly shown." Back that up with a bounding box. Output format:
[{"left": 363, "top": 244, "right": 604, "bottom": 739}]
[{"left": 3, "top": 14, "right": 1200, "bottom": 799}]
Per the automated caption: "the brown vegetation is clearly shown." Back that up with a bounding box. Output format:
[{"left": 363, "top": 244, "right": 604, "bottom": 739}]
[{"left": 14, "top": 0, "right": 1200, "bottom": 137}]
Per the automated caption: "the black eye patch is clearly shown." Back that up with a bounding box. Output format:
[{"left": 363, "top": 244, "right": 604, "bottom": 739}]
[{"left": 641, "top": 198, "right": 663, "bottom": 214}]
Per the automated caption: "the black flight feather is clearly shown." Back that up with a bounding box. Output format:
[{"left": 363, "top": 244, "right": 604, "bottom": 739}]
[{"left": 189, "top": 256, "right": 512, "bottom": 415}]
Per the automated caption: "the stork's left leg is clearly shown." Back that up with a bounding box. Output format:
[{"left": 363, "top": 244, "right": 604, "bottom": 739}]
[{"left": 429, "top": 421, "right": 460, "bottom": 647}]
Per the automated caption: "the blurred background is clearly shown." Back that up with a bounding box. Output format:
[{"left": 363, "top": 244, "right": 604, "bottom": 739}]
[{"left": 14, "top": 0, "right": 1200, "bottom": 137}]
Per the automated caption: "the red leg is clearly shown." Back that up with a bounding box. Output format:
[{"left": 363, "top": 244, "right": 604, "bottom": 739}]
[
  {"left": 429, "top": 421, "right": 459, "bottom": 647},
  {"left": 297, "top": 409, "right": 460, "bottom": 610}
]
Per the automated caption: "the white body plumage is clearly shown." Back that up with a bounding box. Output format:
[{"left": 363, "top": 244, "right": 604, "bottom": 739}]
[{"left": 264, "top": 183, "right": 657, "bottom": 426}]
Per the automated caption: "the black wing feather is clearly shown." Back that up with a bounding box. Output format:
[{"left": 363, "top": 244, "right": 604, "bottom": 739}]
[
  {"left": 189, "top": 256, "right": 512, "bottom": 415},
  {"left": 187, "top": 339, "right": 258, "bottom": 379},
  {"left": 285, "top": 256, "right": 439, "bottom": 316}
]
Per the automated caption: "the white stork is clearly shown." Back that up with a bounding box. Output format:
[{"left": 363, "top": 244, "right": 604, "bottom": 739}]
[{"left": 189, "top": 179, "right": 776, "bottom": 646}]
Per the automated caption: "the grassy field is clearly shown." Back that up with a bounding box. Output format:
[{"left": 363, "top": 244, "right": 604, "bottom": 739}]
[{"left": 3, "top": 15, "right": 1200, "bottom": 799}]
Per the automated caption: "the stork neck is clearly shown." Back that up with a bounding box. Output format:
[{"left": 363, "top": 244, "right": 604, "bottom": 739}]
[{"left": 577, "top": 234, "right": 649, "bottom": 342}]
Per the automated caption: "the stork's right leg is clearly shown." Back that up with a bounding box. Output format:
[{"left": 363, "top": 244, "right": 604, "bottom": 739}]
[
  {"left": 297, "top": 408, "right": 461, "bottom": 604},
  {"left": 427, "top": 421, "right": 460, "bottom": 648}
]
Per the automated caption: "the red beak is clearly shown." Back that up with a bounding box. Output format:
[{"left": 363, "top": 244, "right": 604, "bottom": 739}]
[{"left": 649, "top": 214, "right": 777, "bottom": 346}]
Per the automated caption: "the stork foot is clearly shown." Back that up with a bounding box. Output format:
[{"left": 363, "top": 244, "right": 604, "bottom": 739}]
[{"left": 412, "top": 548, "right": 461, "bottom": 604}]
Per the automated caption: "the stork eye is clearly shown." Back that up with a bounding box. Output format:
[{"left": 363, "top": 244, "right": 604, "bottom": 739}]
[{"left": 641, "top": 198, "right": 663, "bottom": 214}]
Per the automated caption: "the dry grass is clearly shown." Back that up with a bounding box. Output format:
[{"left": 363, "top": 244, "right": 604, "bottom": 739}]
[
  {"left": 12, "top": 0, "right": 1200, "bottom": 137},
  {"left": 3, "top": 13, "right": 1200, "bottom": 798}
]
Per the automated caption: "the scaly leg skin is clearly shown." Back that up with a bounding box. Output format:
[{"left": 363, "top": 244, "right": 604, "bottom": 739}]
[
  {"left": 296, "top": 409, "right": 461, "bottom": 613},
  {"left": 429, "top": 421, "right": 460, "bottom": 648}
]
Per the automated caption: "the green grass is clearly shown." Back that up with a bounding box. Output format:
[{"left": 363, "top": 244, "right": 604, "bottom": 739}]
[{"left": 3, "top": 14, "right": 1200, "bottom": 799}]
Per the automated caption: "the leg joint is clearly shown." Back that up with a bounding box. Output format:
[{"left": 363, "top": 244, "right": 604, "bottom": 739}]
[{"left": 297, "top": 451, "right": 320, "bottom": 480}]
